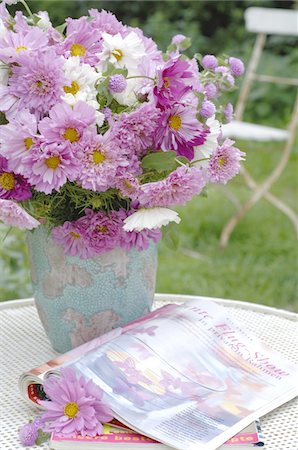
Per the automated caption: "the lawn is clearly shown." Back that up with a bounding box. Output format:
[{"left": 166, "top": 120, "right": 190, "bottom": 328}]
[{"left": 0, "top": 142, "right": 297, "bottom": 311}]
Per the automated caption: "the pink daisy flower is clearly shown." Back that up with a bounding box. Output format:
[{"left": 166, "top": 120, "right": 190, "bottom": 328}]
[
  {"left": 38, "top": 101, "right": 96, "bottom": 147},
  {"left": 0, "top": 28, "right": 48, "bottom": 63},
  {"left": 39, "top": 368, "right": 113, "bottom": 437},
  {"left": 76, "top": 130, "right": 128, "bottom": 192},
  {"left": 88, "top": 9, "right": 125, "bottom": 35},
  {"left": 0, "top": 109, "right": 38, "bottom": 175},
  {"left": 0, "top": 199, "right": 39, "bottom": 229},
  {"left": 0, "top": 157, "right": 32, "bottom": 200},
  {"left": 208, "top": 139, "right": 245, "bottom": 184},
  {"left": 28, "top": 141, "right": 80, "bottom": 194},
  {"left": 51, "top": 221, "right": 95, "bottom": 259},
  {"left": 121, "top": 227, "right": 162, "bottom": 251},
  {"left": 9, "top": 49, "right": 66, "bottom": 116},
  {"left": 115, "top": 174, "right": 140, "bottom": 201},
  {"left": 154, "top": 103, "right": 207, "bottom": 159},
  {"left": 57, "top": 16, "right": 102, "bottom": 66}
]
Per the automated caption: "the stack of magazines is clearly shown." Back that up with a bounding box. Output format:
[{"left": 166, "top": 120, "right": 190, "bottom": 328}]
[{"left": 19, "top": 299, "right": 297, "bottom": 450}]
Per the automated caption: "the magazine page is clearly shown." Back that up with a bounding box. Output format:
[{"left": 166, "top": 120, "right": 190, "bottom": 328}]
[
  {"left": 70, "top": 299, "right": 297, "bottom": 450},
  {"left": 19, "top": 304, "right": 175, "bottom": 406}
]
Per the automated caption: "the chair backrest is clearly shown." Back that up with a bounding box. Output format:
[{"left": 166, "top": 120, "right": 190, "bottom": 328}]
[{"left": 245, "top": 7, "right": 298, "bottom": 36}]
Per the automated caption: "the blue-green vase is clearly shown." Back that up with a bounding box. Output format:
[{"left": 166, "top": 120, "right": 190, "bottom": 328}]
[{"left": 26, "top": 226, "right": 157, "bottom": 353}]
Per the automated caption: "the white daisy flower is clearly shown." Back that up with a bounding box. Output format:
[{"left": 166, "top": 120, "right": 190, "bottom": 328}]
[
  {"left": 192, "top": 116, "right": 221, "bottom": 167},
  {"left": 123, "top": 207, "right": 181, "bottom": 232},
  {"left": 98, "top": 32, "right": 146, "bottom": 73}
]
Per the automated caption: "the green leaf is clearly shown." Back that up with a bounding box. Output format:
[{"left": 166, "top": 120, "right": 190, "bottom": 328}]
[
  {"left": 141, "top": 151, "right": 177, "bottom": 173},
  {"left": 35, "top": 429, "right": 50, "bottom": 446},
  {"left": 55, "top": 23, "right": 67, "bottom": 34},
  {"left": 162, "top": 222, "right": 180, "bottom": 251}
]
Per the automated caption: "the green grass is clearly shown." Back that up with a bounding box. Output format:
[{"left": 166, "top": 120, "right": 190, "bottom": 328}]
[{"left": 0, "top": 142, "right": 297, "bottom": 311}]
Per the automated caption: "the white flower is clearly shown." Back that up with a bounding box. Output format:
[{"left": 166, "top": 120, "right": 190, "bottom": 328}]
[
  {"left": 123, "top": 208, "right": 181, "bottom": 232},
  {"left": 0, "top": 62, "right": 9, "bottom": 86},
  {"left": 61, "top": 57, "right": 100, "bottom": 107},
  {"left": 0, "top": 18, "right": 7, "bottom": 39},
  {"left": 98, "top": 32, "right": 146, "bottom": 72},
  {"left": 192, "top": 116, "right": 221, "bottom": 167},
  {"left": 35, "top": 11, "right": 52, "bottom": 31}
]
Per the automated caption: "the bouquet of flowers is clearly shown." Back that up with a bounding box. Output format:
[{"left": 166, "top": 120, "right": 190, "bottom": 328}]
[{"left": 0, "top": 0, "right": 245, "bottom": 258}]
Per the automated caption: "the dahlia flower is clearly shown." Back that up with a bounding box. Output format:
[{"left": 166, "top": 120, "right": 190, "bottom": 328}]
[{"left": 208, "top": 139, "right": 246, "bottom": 184}]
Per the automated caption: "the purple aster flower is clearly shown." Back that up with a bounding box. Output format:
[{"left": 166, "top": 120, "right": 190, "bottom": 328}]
[
  {"left": 9, "top": 50, "right": 66, "bottom": 116},
  {"left": 19, "top": 422, "right": 38, "bottom": 446},
  {"left": 224, "top": 102, "right": 234, "bottom": 122},
  {"left": 0, "top": 157, "right": 32, "bottom": 200},
  {"left": 51, "top": 221, "right": 95, "bottom": 259},
  {"left": 76, "top": 130, "right": 128, "bottom": 192},
  {"left": 204, "top": 83, "right": 218, "bottom": 99},
  {"left": 121, "top": 227, "right": 161, "bottom": 251},
  {"left": 154, "top": 56, "right": 194, "bottom": 108},
  {"left": 137, "top": 165, "right": 208, "bottom": 207},
  {"left": 28, "top": 141, "right": 80, "bottom": 194},
  {"left": 0, "top": 27, "right": 48, "bottom": 63},
  {"left": 57, "top": 16, "right": 102, "bottom": 66},
  {"left": 39, "top": 367, "right": 113, "bottom": 437},
  {"left": 200, "top": 100, "right": 216, "bottom": 119},
  {"left": 0, "top": 199, "right": 39, "bottom": 229},
  {"left": 202, "top": 54, "right": 218, "bottom": 69},
  {"left": 154, "top": 103, "right": 206, "bottom": 159},
  {"left": 228, "top": 57, "right": 245, "bottom": 76},
  {"left": 109, "top": 74, "right": 127, "bottom": 93},
  {"left": 113, "top": 103, "right": 161, "bottom": 158},
  {"left": 38, "top": 101, "right": 96, "bottom": 146},
  {"left": 208, "top": 139, "right": 245, "bottom": 184},
  {"left": 0, "top": 109, "right": 38, "bottom": 176},
  {"left": 88, "top": 9, "right": 125, "bottom": 35}
]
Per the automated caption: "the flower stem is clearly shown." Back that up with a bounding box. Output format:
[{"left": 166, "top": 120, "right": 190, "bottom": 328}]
[
  {"left": 126, "top": 75, "right": 155, "bottom": 82},
  {"left": 19, "top": 0, "right": 34, "bottom": 20}
]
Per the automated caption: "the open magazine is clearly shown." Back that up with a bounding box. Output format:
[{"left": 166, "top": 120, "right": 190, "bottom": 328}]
[{"left": 19, "top": 299, "right": 297, "bottom": 450}]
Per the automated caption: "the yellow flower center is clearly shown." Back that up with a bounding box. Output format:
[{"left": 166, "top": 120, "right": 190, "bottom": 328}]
[
  {"left": 92, "top": 150, "right": 105, "bottom": 165},
  {"left": 45, "top": 156, "right": 61, "bottom": 170},
  {"left": 112, "top": 48, "right": 123, "bottom": 62},
  {"left": 16, "top": 45, "right": 28, "bottom": 53},
  {"left": 168, "top": 115, "right": 182, "bottom": 131},
  {"left": 163, "top": 77, "right": 171, "bottom": 88},
  {"left": 64, "top": 402, "right": 79, "bottom": 419},
  {"left": 96, "top": 225, "right": 108, "bottom": 233},
  {"left": 63, "top": 128, "right": 79, "bottom": 143},
  {"left": 24, "top": 137, "right": 34, "bottom": 150},
  {"left": 70, "top": 43, "right": 86, "bottom": 57},
  {"left": 64, "top": 81, "right": 80, "bottom": 95},
  {"left": 0, "top": 172, "right": 15, "bottom": 190},
  {"left": 69, "top": 231, "right": 81, "bottom": 239},
  {"left": 219, "top": 156, "right": 226, "bottom": 166}
]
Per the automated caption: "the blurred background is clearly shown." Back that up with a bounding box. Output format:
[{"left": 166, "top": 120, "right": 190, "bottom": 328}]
[{"left": 0, "top": 0, "right": 297, "bottom": 311}]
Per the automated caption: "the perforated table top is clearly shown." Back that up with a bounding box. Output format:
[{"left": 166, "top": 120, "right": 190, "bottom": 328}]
[{"left": 0, "top": 294, "right": 297, "bottom": 449}]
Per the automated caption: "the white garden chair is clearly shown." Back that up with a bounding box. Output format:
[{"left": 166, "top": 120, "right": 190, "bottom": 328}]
[{"left": 220, "top": 7, "right": 298, "bottom": 248}]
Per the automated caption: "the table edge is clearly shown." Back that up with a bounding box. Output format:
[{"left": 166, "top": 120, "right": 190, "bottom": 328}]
[{"left": 0, "top": 294, "right": 297, "bottom": 321}]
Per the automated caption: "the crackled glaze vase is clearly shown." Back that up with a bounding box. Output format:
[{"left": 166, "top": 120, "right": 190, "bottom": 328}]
[{"left": 26, "top": 226, "right": 157, "bottom": 353}]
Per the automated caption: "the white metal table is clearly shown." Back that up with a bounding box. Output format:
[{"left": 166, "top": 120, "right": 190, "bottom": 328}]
[{"left": 0, "top": 294, "right": 297, "bottom": 449}]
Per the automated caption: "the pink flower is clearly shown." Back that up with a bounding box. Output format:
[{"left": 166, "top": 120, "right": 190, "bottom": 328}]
[
  {"left": 0, "top": 157, "right": 32, "bottom": 200},
  {"left": 202, "top": 54, "right": 218, "bottom": 69},
  {"left": 88, "top": 9, "right": 124, "bottom": 35},
  {"left": 0, "top": 199, "right": 39, "bottom": 229},
  {"left": 39, "top": 368, "right": 113, "bottom": 437},
  {"left": 9, "top": 49, "right": 66, "bottom": 116},
  {"left": 0, "top": 27, "right": 48, "bottom": 63},
  {"left": 51, "top": 221, "right": 95, "bottom": 259},
  {"left": 28, "top": 141, "right": 80, "bottom": 194},
  {"left": 19, "top": 423, "right": 38, "bottom": 446},
  {"left": 0, "top": 109, "right": 38, "bottom": 176},
  {"left": 76, "top": 130, "right": 128, "bottom": 192},
  {"left": 154, "top": 103, "right": 207, "bottom": 159},
  {"left": 137, "top": 165, "right": 208, "bottom": 207},
  {"left": 208, "top": 139, "right": 245, "bottom": 184},
  {"left": 38, "top": 101, "right": 96, "bottom": 147},
  {"left": 228, "top": 57, "right": 245, "bottom": 76},
  {"left": 57, "top": 16, "right": 102, "bottom": 66},
  {"left": 121, "top": 227, "right": 161, "bottom": 251}
]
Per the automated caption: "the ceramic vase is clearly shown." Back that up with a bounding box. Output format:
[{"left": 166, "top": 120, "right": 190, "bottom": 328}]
[{"left": 26, "top": 226, "right": 157, "bottom": 353}]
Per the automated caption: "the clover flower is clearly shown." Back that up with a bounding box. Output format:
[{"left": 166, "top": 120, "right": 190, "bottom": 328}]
[{"left": 39, "top": 367, "right": 113, "bottom": 437}]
